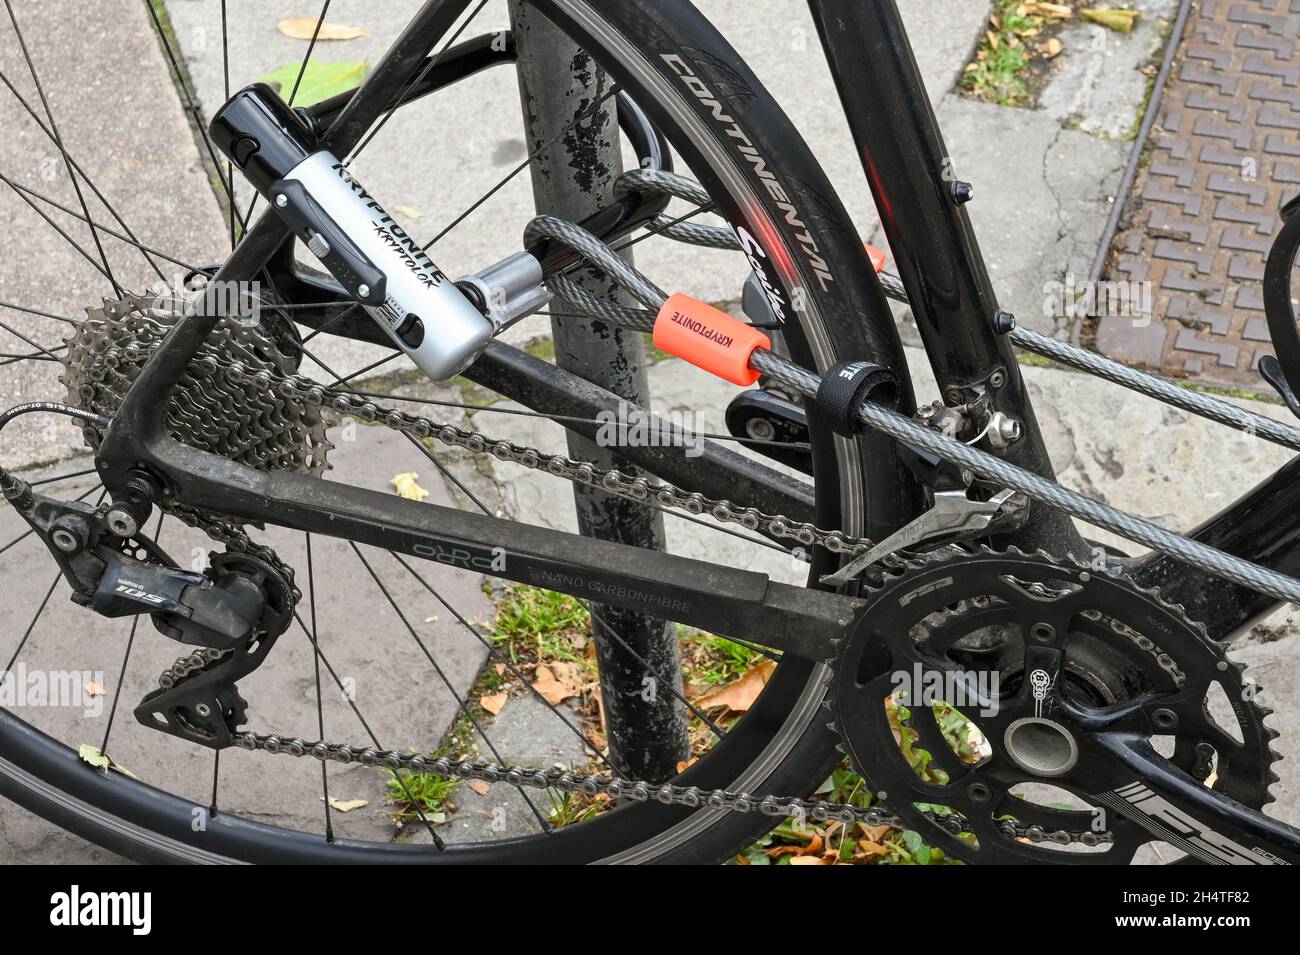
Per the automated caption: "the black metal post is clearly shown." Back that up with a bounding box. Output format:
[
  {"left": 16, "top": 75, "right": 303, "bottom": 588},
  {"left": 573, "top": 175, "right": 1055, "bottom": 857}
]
[{"left": 507, "top": 2, "right": 688, "bottom": 781}]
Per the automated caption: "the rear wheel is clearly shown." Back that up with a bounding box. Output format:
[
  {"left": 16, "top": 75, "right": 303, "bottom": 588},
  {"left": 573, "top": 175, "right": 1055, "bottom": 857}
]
[{"left": 0, "top": 0, "right": 915, "bottom": 863}]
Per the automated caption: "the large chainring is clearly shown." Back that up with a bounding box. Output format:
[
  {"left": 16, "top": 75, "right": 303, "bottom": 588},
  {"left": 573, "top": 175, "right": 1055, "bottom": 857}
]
[
  {"left": 59, "top": 291, "right": 331, "bottom": 475},
  {"left": 832, "top": 548, "right": 1280, "bottom": 864}
]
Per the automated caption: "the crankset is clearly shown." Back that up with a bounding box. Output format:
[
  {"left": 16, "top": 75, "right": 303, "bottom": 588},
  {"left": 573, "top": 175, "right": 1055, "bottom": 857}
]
[{"left": 832, "top": 548, "right": 1293, "bottom": 864}]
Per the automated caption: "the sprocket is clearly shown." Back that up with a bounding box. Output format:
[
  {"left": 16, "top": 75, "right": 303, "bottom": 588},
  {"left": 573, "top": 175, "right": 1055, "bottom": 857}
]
[
  {"left": 832, "top": 548, "right": 1281, "bottom": 864},
  {"left": 59, "top": 290, "right": 332, "bottom": 476}
]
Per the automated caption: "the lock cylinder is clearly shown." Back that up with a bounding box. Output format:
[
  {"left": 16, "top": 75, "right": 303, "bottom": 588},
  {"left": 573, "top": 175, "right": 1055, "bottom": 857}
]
[{"left": 210, "top": 83, "right": 493, "bottom": 381}]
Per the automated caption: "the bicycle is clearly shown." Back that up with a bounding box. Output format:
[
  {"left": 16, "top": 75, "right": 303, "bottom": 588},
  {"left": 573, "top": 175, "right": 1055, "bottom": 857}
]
[{"left": 0, "top": 0, "right": 1298, "bottom": 865}]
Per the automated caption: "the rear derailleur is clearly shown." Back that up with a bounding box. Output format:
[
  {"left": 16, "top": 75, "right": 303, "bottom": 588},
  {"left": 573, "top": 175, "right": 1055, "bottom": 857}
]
[{"left": 3, "top": 470, "right": 293, "bottom": 749}]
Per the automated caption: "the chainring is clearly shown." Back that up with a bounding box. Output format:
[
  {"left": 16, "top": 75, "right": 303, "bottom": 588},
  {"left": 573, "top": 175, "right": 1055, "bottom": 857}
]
[
  {"left": 832, "top": 548, "right": 1281, "bottom": 864},
  {"left": 59, "top": 291, "right": 331, "bottom": 475}
]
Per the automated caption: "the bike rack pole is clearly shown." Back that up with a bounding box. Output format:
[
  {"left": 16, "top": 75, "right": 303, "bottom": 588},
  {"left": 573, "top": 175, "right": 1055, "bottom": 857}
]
[{"left": 507, "top": 3, "right": 689, "bottom": 782}]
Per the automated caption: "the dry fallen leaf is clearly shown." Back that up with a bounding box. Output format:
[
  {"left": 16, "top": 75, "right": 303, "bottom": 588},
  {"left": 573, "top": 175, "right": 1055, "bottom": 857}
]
[
  {"left": 468, "top": 780, "right": 491, "bottom": 796},
  {"left": 1026, "top": 1, "right": 1073, "bottom": 17},
  {"left": 480, "top": 691, "right": 508, "bottom": 715},
  {"left": 551, "top": 661, "right": 587, "bottom": 692},
  {"left": 860, "top": 823, "right": 894, "bottom": 844},
  {"left": 532, "top": 664, "right": 577, "bottom": 705},
  {"left": 391, "top": 472, "right": 429, "bottom": 502},
  {"left": 696, "top": 659, "right": 777, "bottom": 714},
  {"left": 84, "top": 680, "right": 106, "bottom": 697},
  {"left": 676, "top": 757, "right": 699, "bottom": 774},
  {"left": 276, "top": 18, "right": 373, "bottom": 41},
  {"left": 327, "top": 797, "right": 369, "bottom": 812},
  {"left": 591, "top": 685, "right": 607, "bottom": 736},
  {"left": 78, "top": 744, "right": 137, "bottom": 778},
  {"left": 1040, "top": 37, "right": 1064, "bottom": 58},
  {"left": 495, "top": 662, "right": 507, "bottom": 676},
  {"left": 788, "top": 856, "right": 829, "bottom": 865},
  {"left": 78, "top": 744, "right": 109, "bottom": 771},
  {"left": 1081, "top": 6, "right": 1140, "bottom": 32}
]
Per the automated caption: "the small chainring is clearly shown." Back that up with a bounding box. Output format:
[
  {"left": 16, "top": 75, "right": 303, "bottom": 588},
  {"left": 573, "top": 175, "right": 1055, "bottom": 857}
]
[{"left": 832, "top": 548, "right": 1280, "bottom": 864}]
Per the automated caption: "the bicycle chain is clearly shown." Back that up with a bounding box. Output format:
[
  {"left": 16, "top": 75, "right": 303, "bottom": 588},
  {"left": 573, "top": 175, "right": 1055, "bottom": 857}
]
[
  {"left": 228, "top": 730, "right": 1114, "bottom": 847},
  {"left": 78, "top": 300, "right": 1106, "bottom": 847}
]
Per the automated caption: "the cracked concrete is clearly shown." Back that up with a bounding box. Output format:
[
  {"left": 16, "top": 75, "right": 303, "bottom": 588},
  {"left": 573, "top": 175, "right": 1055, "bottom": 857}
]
[
  {"left": 1039, "top": 0, "right": 1180, "bottom": 140},
  {"left": 929, "top": 98, "right": 1129, "bottom": 338}
]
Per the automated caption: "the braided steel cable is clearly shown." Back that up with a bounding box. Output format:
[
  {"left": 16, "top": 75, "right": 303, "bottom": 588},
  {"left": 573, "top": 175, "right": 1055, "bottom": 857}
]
[
  {"left": 547, "top": 274, "right": 655, "bottom": 331},
  {"left": 524, "top": 214, "right": 666, "bottom": 309},
  {"left": 530, "top": 174, "right": 1300, "bottom": 606},
  {"left": 748, "top": 350, "right": 1300, "bottom": 604},
  {"left": 1008, "top": 325, "right": 1300, "bottom": 452}
]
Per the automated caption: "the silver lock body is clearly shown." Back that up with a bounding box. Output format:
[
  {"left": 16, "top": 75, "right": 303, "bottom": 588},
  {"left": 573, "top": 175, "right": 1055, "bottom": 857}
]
[{"left": 284, "top": 151, "right": 493, "bottom": 381}]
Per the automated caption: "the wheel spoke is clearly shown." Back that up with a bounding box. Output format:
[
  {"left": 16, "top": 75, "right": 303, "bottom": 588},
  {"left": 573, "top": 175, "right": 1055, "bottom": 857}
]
[
  {"left": 304, "top": 533, "right": 335, "bottom": 842},
  {"left": 219, "top": 0, "right": 234, "bottom": 249},
  {"left": 99, "top": 619, "right": 141, "bottom": 758},
  {"left": 390, "top": 551, "right": 620, "bottom": 777},
  {"left": 290, "top": 605, "right": 447, "bottom": 849},
  {"left": 421, "top": 84, "right": 621, "bottom": 251},
  {"left": 0, "top": 169, "right": 119, "bottom": 284},
  {"left": 0, "top": 349, "right": 62, "bottom": 365},
  {"left": 344, "top": 0, "right": 490, "bottom": 165},
  {"left": 294, "top": 337, "right": 493, "bottom": 513},
  {"left": 28, "top": 467, "right": 97, "bottom": 487},
  {"left": 2, "top": 572, "right": 62, "bottom": 675},
  {"left": 4, "top": 179, "right": 196, "bottom": 275},
  {"left": 351, "top": 543, "right": 553, "bottom": 833},
  {"left": 2, "top": 0, "right": 122, "bottom": 295},
  {"left": 209, "top": 750, "right": 221, "bottom": 819},
  {"left": 0, "top": 71, "right": 167, "bottom": 282},
  {"left": 239, "top": 0, "right": 333, "bottom": 228},
  {"left": 141, "top": 0, "right": 246, "bottom": 231},
  {"left": 0, "top": 300, "right": 78, "bottom": 327},
  {"left": 0, "top": 317, "right": 63, "bottom": 362},
  {"left": 335, "top": 350, "right": 402, "bottom": 387},
  {"left": 581, "top": 598, "right": 727, "bottom": 741}
]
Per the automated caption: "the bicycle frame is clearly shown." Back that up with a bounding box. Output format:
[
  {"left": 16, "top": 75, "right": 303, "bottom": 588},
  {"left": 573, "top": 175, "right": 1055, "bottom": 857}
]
[{"left": 95, "top": 0, "right": 1300, "bottom": 671}]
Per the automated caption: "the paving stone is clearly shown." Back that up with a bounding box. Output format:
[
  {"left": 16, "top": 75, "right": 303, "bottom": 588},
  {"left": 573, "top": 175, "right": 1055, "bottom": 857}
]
[{"left": 1098, "top": 0, "right": 1300, "bottom": 390}]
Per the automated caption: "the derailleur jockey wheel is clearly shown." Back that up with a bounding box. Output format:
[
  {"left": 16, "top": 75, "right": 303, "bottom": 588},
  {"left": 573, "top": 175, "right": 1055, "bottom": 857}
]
[{"left": 832, "top": 549, "right": 1280, "bottom": 864}]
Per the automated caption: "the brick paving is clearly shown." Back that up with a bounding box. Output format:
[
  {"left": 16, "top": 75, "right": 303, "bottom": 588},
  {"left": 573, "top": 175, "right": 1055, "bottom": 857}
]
[{"left": 1096, "top": 0, "right": 1300, "bottom": 390}]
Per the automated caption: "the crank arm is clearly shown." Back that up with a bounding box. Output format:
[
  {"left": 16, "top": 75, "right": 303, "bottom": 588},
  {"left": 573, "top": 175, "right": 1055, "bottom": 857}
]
[
  {"left": 820, "top": 488, "right": 1023, "bottom": 586},
  {"left": 1093, "top": 733, "right": 1300, "bottom": 865}
]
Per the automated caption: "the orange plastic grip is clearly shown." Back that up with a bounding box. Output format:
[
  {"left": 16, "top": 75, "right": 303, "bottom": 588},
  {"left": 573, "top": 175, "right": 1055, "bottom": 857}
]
[{"left": 653, "top": 293, "right": 770, "bottom": 386}]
